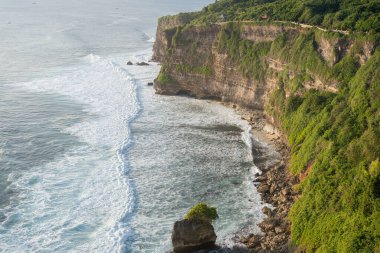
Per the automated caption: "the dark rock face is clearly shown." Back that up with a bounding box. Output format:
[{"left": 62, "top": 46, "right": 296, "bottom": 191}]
[{"left": 172, "top": 219, "right": 217, "bottom": 253}]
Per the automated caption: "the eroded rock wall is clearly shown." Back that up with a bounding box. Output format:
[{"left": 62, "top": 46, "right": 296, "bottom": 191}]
[{"left": 153, "top": 18, "right": 375, "bottom": 114}]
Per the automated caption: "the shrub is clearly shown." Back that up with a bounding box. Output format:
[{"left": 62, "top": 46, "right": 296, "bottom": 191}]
[
  {"left": 157, "top": 72, "right": 174, "bottom": 84},
  {"left": 187, "top": 0, "right": 380, "bottom": 33},
  {"left": 184, "top": 203, "right": 218, "bottom": 222}
]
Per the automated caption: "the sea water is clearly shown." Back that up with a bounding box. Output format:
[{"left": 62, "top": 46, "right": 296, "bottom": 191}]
[{"left": 0, "top": 1, "right": 265, "bottom": 252}]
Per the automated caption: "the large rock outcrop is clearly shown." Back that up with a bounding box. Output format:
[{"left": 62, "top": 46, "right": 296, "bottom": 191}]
[
  {"left": 172, "top": 219, "right": 217, "bottom": 253},
  {"left": 153, "top": 18, "right": 376, "bottom": 113}
]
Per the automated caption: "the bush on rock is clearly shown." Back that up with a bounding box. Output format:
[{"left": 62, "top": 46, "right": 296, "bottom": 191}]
[{"left": 184, "top": 203, "right": 218, "bottom": 222}]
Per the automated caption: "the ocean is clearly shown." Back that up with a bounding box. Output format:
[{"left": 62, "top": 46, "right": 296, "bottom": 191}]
[{"left": 0, "top": 0, "right": 265, "bottom": 252}]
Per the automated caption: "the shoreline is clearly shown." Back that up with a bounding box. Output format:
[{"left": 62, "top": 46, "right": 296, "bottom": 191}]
[
  {"left": 150, "top": 49, "right": 296, "bottom": 252},
  {"left": 218, "top": 102, "right": 298, "bottom": 253},
  {"left": 148, "top": 89, "right": 297, "bottom": 252},
  {"left": 150, "top": 90, "right": 298, "bottom": 252}
]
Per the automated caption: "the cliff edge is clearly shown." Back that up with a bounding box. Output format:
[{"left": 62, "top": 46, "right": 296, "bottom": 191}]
[{"left": 153, "top": 10, "right": 380, "bottom": 253}]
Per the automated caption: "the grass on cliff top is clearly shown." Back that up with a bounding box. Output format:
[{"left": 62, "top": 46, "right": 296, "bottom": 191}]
[
  {"left": 269, "top": 50, "right": 380, "bottom": 252},
  {"left": 182, "top": 0, "right": 380, "bottom": 34}
]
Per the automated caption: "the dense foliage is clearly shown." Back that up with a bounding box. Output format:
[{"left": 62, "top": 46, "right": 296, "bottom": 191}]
[
  {"left": 180, "top": 0, "right": 380, "bottom": 33},
  {"left": 184, "top": 203, "right": 219, "bottom": 222},
  {"left": 271, "top": 52, "right": 380, "bottom": 252},
  {"left": 216, "top": 23, "right": 380, "bottom": 251},
  {"left": 167, "top": 25, "right": 379, "bottom": 252},
  {"left": 158, "top": 1, "right": 380, "bottom": 251}
]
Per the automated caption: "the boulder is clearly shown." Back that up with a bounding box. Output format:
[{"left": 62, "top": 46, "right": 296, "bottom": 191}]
[
  {"left": 253, "top": 175, "right": 266, "bottom": 182},
  {"left": 127, "top": 61, "right": 133, "bottom": 65},
  {"left": 270, "top": 184, "right": 277, "bottom": 194},
  {"left": 259, "top": 218, "right": 279, "bottom": 232},
  {"left": 172, "top": 219, "right": 217, "bottom": 253},
  {"left": 262, "top": 207, "right": 273, "bottom": 217},
  {"left": 275, "top": 226, "right": 285, "bottom": 234},
  {"left": 137, "top": 61, "right": 149, "bottom": 66},
  {"left": 281, "top": 188, "right": 290, "bottom": 196},
  {"left": 257, "top": 184, "right": 270, "bottom": 194},
  {"left": 147, "top": 82, "right": 154, "bottom": 86},
  {"left": 278, "top": 194, "right": 288, "bottom": 203}
]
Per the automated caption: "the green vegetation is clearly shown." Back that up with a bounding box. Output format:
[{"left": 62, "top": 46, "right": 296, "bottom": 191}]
[
  {"left": 156, "top": 72, "right": 174, "bottom": 84},
  {"left": 184, "top": 203, "right": 219, "bottom": 222},
  {"left": 172, "top": 26, "right": 183, "bottom": 47},
  {"left": 159, "top": 12, "right": 199, "bottom": 27},
  {"left": 157, "top": 1, "right": 380, "bottom": 251},
  {"left": 184, "top": 0, "right": 380, "bottom": 34},
  {"left": 268, "top": 51, "right": 380, "bottom": 252},
  {"left": 269, "top": 31, "right": 334, "bottom": 82},
  {"left": 174, "top": 64, "right": 214, "bottom": 76}
]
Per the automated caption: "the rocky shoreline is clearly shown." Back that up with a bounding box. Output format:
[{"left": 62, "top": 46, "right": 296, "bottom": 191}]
[
  {"left": 163, "top": 98, "right": 299, "bottom": 253},
  {"left": 151, "top": 17, "right": 302, "bottom": 252},
  {"left": 223, "top": 105, "right": 299, "bottom": 253}
]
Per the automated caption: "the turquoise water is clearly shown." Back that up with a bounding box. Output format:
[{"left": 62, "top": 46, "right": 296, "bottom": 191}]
[{"left": 0, "top": 1, "right": 265, "bottom": 252}]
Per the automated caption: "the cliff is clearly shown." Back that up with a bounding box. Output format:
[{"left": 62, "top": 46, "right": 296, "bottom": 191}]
[
  {"left": 153, "top": 17, "right": 377, "bottom": 116},
  {"left": 153, "top": 14, "right": 380, "bottom": 253},
  {"left": 153, "top": 19, "right": 366, "bottom": 110}
]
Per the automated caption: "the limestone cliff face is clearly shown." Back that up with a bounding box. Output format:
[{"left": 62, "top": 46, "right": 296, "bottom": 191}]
[
  {"left": 153, "top": 18, "right": 374, "bottom": 112},
  {"left": 153, "top": 22, "right": 275, "bottom": 110}
]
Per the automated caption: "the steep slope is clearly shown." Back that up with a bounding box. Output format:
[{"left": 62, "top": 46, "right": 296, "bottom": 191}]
[{"left": 153, "top": 3, "right": 380, "bottom": 252}]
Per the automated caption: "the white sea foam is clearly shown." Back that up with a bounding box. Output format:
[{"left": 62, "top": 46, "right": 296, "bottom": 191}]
[
  {"left": 1, "top": 48, "right": 268, "bottom": 252},
  {"left": 147, "top": 37, "right": 155, "bottom": 43},
  {"left": 1, "top": 0, "right": 255, "bottom": 252},
  {"left": 0, "top": 53, "right": 146, "bottom": 252},
  {"left": 205, "top": 103, "right": 265, "bottom": 232}
]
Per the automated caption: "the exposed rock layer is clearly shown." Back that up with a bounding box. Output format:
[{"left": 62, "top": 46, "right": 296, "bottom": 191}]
[
  {"left": 172, "top": 219, "right": 217, "bottom": 253},
  {"left": 152, "top": 20, "right": 360, "bottom": 112}
]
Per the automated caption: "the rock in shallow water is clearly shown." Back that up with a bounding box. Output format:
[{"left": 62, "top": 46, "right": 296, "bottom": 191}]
[
  {"left": 136, "top": 61, "right": 149, "bottom": 66},
  {"left": 172, "top": 219, "right": 217, "bottom": 253}
]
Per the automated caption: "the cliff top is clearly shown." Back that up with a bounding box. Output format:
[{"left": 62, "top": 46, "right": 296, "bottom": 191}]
[{"left": 161, "top": 0, "right": 380, "bottom": 34}]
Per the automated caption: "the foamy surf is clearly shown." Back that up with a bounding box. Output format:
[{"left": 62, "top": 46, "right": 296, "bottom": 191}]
[
  {"left": 0, "top": 54, "right": 140, "bottom": 252},
  {"left": 0, "top": 0, "right": 265, "bottom": 252}
]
